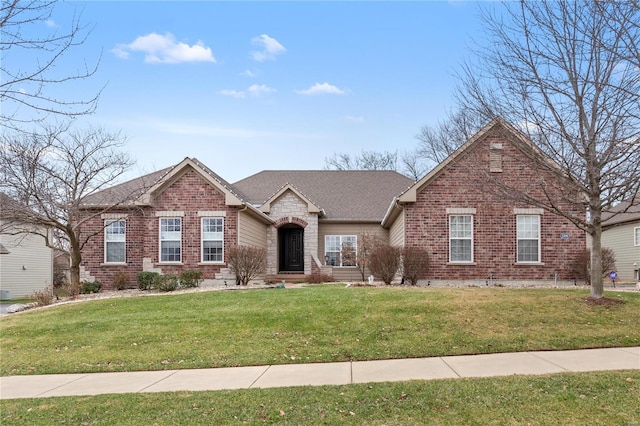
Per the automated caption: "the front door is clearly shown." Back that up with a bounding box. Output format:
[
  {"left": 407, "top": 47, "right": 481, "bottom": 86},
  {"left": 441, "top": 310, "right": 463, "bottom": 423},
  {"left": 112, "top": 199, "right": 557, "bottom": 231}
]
[{"left": 279, "top": 227, "right": 304, "bottom": 272}]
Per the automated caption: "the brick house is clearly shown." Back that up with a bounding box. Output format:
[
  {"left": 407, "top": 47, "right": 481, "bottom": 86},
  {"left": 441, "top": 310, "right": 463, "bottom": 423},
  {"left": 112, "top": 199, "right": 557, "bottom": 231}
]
[
  {"left": 382, "top": 118, "right": 586, "bottom": 286},
  {"left": 79, "top": 118, "right": 585, "bottom": 288}
]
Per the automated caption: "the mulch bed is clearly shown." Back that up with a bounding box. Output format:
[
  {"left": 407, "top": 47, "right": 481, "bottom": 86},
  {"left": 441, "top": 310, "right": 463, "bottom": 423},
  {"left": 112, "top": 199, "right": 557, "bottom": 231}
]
[{"left": 583, "top": 296, "right": 626, "bottom": 308}]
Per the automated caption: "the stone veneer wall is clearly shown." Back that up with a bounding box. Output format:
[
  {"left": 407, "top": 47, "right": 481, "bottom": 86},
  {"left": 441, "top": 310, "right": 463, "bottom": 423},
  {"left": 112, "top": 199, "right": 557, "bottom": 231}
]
[{"left": 266, "top": 191, "right": 319, "bottom": 275}]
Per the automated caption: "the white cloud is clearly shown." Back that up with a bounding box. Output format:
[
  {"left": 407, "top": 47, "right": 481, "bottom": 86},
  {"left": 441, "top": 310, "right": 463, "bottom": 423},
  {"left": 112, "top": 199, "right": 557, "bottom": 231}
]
[
  {"left": 45, "top": 19, "right": 57, "bottom": 28},
  {"left": 247, "top": 84, "right": 275, "bottom": 96},
  {"left": 296, "top": 82, "right": 345, "bottom": 96},
  {"left": 250, "top": 34, "right": 286, "bottom": 62},
  {"left": 345, "top": 115, "right": 365, "bottom": 123},
  {"left": 220, "top": 84, "right": 276, "bottom": 99},
  {"left": 241, "top": 69, "right": 257, "bottom": 77},
  {"left": 111, "top": 32, "right": 216, "bottom": 64},
  {"left": 219, "top": 89, "right": 246, "bottom": 99}
]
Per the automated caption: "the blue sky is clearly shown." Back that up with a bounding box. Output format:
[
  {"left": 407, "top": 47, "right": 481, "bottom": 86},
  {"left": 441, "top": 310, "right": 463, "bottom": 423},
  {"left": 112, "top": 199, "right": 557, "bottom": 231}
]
[{"left": 20, "top": 1, "right": 485, "bottom": 182}]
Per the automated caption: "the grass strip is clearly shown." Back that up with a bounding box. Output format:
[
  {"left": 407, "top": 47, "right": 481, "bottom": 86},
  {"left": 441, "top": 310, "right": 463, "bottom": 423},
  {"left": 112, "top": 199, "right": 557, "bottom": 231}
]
[{"left": 1, "top": 371, "right": 638, "bottom": 425}]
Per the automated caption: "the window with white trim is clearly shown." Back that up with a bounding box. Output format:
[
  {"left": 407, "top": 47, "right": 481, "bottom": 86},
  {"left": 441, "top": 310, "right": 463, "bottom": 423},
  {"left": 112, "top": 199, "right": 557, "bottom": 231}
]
[
  {"left": 517, "top": 215, "right": 540, "bottom": 263},
  {"left": 105, "top": 220, "right": 126, "bottom": 263},
  {"left": 202, "top": 217, "right": 224, "bottom": 262},
  {"left": 449, "top": 215, "right": 473, "bottom": 262},
  {"left": 160, "top": 218, "right": 181, "bottom": 262},
  {"left": 635, "top": 227, "right": 640, "bottom": 246},
  {"left": 325, "top": 235, "right": 357, "bottom": 267}
]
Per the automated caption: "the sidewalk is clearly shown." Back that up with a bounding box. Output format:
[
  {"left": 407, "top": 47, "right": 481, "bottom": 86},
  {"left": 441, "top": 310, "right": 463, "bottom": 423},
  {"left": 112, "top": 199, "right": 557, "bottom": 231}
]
[{"left": 1, "top": 347, "right": 638, "bottom": 400}]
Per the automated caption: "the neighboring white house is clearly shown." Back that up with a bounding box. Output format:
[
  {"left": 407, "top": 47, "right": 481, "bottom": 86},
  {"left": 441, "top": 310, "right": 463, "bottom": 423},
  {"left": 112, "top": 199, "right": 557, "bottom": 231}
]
[
  {"left": 602, "top": 201, "right": 640, "bottom": 283},
  {"left": 0, "top": 194, "right": 54, "bottom": 300}
]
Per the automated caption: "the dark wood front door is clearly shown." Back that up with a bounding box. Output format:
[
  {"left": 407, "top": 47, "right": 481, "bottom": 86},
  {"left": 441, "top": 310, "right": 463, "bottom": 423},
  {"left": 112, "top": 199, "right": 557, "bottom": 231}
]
[{"left": 279, "top": 227, "right": 304, "bottom": 272}]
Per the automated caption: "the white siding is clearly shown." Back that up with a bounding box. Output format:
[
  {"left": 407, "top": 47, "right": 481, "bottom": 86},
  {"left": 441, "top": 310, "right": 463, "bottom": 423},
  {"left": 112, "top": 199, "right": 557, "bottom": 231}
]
[
  {"left": 0, "top": 223, "right": 53, "bottom": 299},
  {"left": 601, "top": 221, "right": 640, "bottom": 281}
]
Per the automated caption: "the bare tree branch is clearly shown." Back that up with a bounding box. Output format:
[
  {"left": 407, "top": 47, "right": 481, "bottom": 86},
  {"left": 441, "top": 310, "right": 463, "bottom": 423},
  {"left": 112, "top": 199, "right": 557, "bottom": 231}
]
[
  {"left": 0, "top": 0, "right": 102, "bottom": 128},
  {"left": 324, "top": 150, "right": 398, "bottom": 172}
]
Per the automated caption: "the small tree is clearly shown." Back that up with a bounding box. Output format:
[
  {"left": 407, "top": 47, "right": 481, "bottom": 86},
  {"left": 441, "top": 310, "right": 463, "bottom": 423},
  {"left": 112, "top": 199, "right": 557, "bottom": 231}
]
[
  {"left": 356, "top": 232, "right": 378, "bottom": 281},
  {"left": 228, "top": 245, "right": 266, "bottom": 286},
  {"left": 401, "top": 247, "right": 430, "bottom": 286},
  {"left": 571, "top": 248, "right": 617, "bottom": 286},
  {"left": 368, "top": 244, "right": 401, "bottom": 285}
]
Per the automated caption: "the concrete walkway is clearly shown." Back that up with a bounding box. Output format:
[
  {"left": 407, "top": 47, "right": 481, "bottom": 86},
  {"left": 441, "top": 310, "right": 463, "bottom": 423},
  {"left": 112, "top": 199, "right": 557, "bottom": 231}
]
[{"left": 1, "top": 347, "right": 638, "bottom": 400}]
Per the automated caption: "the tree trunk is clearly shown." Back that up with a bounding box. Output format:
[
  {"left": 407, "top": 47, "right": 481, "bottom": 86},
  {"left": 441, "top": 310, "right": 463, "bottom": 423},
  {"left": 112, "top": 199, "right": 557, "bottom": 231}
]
[
  {"left": 589, "top": 212, "right": 604, "bottom": 299},
  {"left": 69, "top": 239, "right": 82, "bottom": 298}
]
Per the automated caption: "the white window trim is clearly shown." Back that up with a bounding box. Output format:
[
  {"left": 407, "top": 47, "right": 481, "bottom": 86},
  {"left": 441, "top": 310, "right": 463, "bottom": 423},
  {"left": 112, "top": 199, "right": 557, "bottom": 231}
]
[
  {"left": 449, "top": 215, "right": 474, "bottom": 263},
  {"left": 201, "top": 217, "right": 224, "bottom": 264},
  {"left": 104, "top": 219, "right": 126, "bottom": 264},
  {"left": 516, "top": 215, "right": 541, "bottom": 263},
  {"left": 324, "top": 235, "right": 357, "bottom": 267},
  {"left": 634, "top": 227, "right": 640, "bottom": 246},
  {"left": 159, "top": 217, "right": 182, "bottom": 263}
]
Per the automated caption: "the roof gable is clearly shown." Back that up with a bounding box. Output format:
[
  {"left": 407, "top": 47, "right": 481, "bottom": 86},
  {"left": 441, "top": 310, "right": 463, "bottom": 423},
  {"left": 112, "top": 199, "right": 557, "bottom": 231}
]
[
  {"left": 143, "top": 158, "right": 244, "bottom": 206},
  {"left": 397, "top": 117, "right": 565, "bottom": 203},
  {"left": 260, "top": 184, "right": 324, "bottom": 216}
]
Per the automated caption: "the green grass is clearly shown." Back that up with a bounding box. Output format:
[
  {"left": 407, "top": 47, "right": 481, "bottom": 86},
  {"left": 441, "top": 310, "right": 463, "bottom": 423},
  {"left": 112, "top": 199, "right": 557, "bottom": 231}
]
[
  {"left": 1, "top": 286, "right": 639, "bottom": 376},
  {"left": 2, "top": 371, "right": 638, "bottom": 425}
]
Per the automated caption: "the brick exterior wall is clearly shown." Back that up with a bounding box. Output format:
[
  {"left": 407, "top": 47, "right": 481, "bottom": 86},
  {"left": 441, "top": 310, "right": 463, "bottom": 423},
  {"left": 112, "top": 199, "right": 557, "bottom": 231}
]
[
  {"left": 80, "top": 169, "right": 239, "bottom": 289},
  {"left": 403, "top": 128, "right": 586, "bottom": 285}
]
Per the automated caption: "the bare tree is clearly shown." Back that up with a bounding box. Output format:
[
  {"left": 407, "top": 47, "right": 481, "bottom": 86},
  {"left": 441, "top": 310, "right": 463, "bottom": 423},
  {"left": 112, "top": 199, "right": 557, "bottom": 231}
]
[
  {"left": 355, "top": 231, "right": 379, "bottom": 281},
  {"left": 324, "top": 150, "right": 398, "bottom": 171},
  {"left": 228, "top": 246, "right": 267, "bottom": 286},
  {"left": 405, "top": 108, "right": 488, "bottom": 180},
  {"left": 0, "top": 123, "right": 137, "bottom": 294},
  {"left": 1, "top": 0, "right": 101, "bottom": 128},
  {"left": 456, "top": 1, "right": 640, "bottom": 299}
]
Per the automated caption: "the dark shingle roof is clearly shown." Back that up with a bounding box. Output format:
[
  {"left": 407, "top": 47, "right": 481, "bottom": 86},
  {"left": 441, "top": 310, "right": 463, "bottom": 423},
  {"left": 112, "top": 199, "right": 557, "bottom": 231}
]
[
  {"left": 79, "top": 159, "right": 414, "bottom": 221},
  {"left": 602, "top": 200, "right": 640, "bottom": 228},
  {"left": 80, "top": 167, "right": 172, "bottom": 207},
  {"left": 234, "top": 170, "right": 414, "bottom": 221}
]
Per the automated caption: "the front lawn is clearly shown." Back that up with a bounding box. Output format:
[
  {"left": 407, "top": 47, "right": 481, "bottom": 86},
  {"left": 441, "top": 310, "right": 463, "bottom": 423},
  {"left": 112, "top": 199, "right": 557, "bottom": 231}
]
[{"left": 1, "top": 286, "right": 639, "bottom": 376}]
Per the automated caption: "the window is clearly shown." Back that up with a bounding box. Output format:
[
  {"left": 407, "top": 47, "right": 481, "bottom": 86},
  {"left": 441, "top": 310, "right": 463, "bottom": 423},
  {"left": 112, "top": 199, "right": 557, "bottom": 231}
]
[
  {"left": 517, "top": 215, "right": 540, "bottom": 263},
  {"left": 105, "top": 220, "right": 126, "bottom": 263},
  {"left": 449, "top": 215, "right": 473, "bottom": 262},
  {"left": 325, "top": 235, "right": 357, "bottom": 267},
  {"left": 160, "top": 218, "right": 181, "bottom": 262},
  {"left": 635, "top": 227, "right": 640, "bottom": 246},
  {"left": 202, "top": 217, "right": 224, "bottom": 262}
]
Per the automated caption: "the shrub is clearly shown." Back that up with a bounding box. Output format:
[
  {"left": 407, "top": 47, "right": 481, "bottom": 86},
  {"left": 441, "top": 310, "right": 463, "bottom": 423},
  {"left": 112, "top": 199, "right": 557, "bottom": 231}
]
[
  {"left": 180, "top": 269, "right": 203, "bottom": 288},
  {"left": 154, "top": 274, "right": 179, "bottom": 292},
  {"left": 80, "top": 280, "right": 101, "bottom": 294},
  {"left": 112, "top": 272, "right": 129, "bottom": 290},
  {"left": 228, "top": 246, "right": 266, "bottom": 286},
  {"left": 63, "top": 280, "right": 80, "bottom": 299},
  {"left": 32, "top": 286, "right": 54, "bottom": 306},
  {"left": 401, "top": 247, "right": 430, "bottom": 285},
  {"left": 137, "top": 271, "right": 159, "bottom": 290},
  {"left": 53, "top": 263, "right": 67, "bottom": 289},
  {"left": 571, "top": 247, "right": 617, "bottom": 285},
  {"left": 368, "top": 244, "right": 401, "bottom": 285},
  {"left": 305, "top": 273, "right": 335, "bottom": 284}
]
